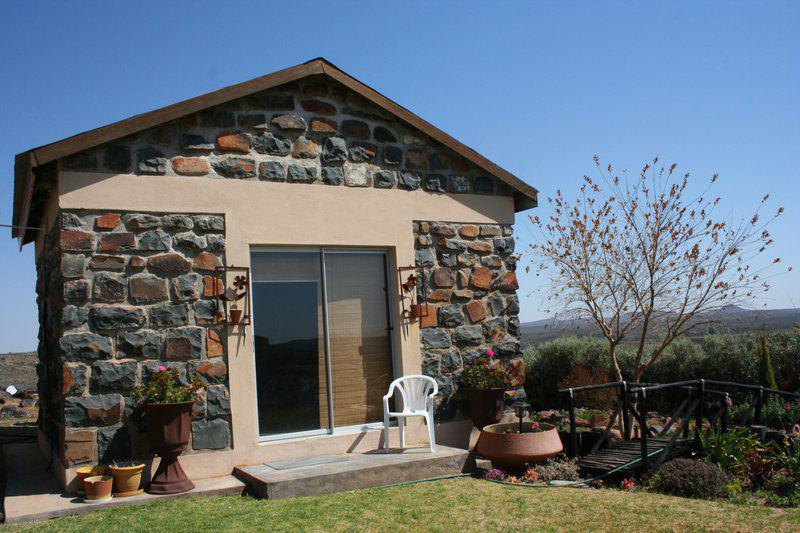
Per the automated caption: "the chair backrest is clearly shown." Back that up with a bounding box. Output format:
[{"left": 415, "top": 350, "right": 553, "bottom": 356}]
[{"left": 389, "top": 375, "right": 438, "bottom": 412}]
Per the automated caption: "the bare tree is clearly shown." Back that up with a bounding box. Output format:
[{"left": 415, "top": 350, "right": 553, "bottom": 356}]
[{"left": 527, "top": 156, "right": 788, "bottom": 381}]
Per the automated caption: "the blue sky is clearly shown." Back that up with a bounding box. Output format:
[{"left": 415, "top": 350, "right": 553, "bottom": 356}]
[{"left": 0, "top": 1, "right": 797, "bottom": 352}]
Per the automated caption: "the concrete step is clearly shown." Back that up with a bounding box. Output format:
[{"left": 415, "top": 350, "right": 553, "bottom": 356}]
[{"left": 234, "top": 445, "right": 471, "bottom": 499}]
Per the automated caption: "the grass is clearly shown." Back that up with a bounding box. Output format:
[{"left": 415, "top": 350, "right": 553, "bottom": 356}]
[{"left": 8, "top": 477, "right": 800, "bottom": 532}]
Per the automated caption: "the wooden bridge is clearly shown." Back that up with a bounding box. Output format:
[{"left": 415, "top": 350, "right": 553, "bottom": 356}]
[{"left": 559, "top": 379, "right": 800, "bottom": 477}]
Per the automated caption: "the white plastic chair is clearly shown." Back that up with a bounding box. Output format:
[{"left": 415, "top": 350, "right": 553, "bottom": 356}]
[{"left": 383, "top": 375, "right": 438, "bottom": 453}]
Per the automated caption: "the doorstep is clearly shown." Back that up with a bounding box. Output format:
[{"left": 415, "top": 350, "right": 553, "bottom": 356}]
[
  {"left": 1, "top": 443, "right": 244, "bottom": 524},
  {"left": 234, "top": 445, "right": 472, "bottom": 499}
]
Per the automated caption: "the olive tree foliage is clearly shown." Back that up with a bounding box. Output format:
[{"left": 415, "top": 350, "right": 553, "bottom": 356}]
[{"left": 527, "top": 157, "right": 788, "bottom": 381}]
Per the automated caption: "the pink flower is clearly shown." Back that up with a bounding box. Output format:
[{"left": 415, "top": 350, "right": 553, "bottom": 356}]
[
  {"left": 531, "top": 422, "right": 540, "bottom": 431},
  {"left": 485, "top": 349, "right": 494, "bottom": 358},
  {"left": 157, "top": 365, "right": 166, "bottom": 372}
]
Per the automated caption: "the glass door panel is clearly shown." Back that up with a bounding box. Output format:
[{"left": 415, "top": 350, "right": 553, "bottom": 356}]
[
  {"left": 324, "top": 251, "right": 394, "bottom": 427},
  {"left": 251, "top": 251, "right": 329, "bottom": 436}
]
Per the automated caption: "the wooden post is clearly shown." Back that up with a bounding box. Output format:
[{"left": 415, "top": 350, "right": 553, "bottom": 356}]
[
  {"left": 683, "top": 387, "right": 692, "bottom": 439},
  {"left": 721, "top": 393, "right": 730, "bottom": 434},
  {"left": 567, "top": 389, "right": 578, "bottom": 458},
  {"left": 694, "top": 379, "right": 705, "bottom": 445},
  {"left": 754, "top": 387, "right": 764, "bottom": 427},
  {"left": 621, "top": 381, "right": 631, "bottom": 441},
  {"left": 640, "top": 388, "right": 649, "bottom": 477}
]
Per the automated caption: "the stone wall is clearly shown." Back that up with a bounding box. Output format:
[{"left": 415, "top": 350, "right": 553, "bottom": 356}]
[
  {"left": 58, "top": 75, "right": 513, "bottom": 198},
  {"left": 414, "top": 221, "right": 524, "bottom": 419},
  {"left": 44, "top": 210, "right": 231, "bottom": 468}
]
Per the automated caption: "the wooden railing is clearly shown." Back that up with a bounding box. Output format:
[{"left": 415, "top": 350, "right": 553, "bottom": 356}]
[{"left": 558, "top": 379, "right": 800, "bottom": 476}]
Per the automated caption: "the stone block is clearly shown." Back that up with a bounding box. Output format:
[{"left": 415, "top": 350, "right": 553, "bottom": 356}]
[
  {"left": 64, "top": 280, "right": 90, "bottom": 304},
  {"left": 62, "top": 428, "right": 96, "bottom": 466},
  {"left": 89, "top": 255, "right": 126, "bottom": 271},
  {"left": 129, "top": 274, "right": 169, "bottom": 303},
  {"left": 437, "top": 305, "right": 464, "bottom": 327},
  {"left": 172, "top": 157, "right": 209, "bottom": 176},
  {"left": 469, "top": 267, "right": 492, "bottom": 290},
  {"left": 271, "top": 114, "right": 307, "bottom": 131},
  {"left": 92, "top": 361, "right": 137, "bottom": 391},
  {"left": 64, "top": 394, "right": 123, "bottom": 427},
  {"left": 321, "top": 137, "right": 347, "bottom": 163},
  {"left": 212, "top": 156, "right": 256, "bottom": 179},
  {"left": 91, "top": 305, "right": 146, "bottom": 330},
  {"left": 252, "top": 132, "right": 291, "bottom": 156},
  {"left": 150, "top": 303, "right": 190, "bottom": 327},
  {"left": 373, "top": 126, "right": 397, "bottom": 143},
  {"left": 123, "top": 214, "right": 162, "bottom": 232},
  {"left": 193, "top": 215, "right": 225, "bottom": 232},
  {"left": 172, "top": 273, "right": 201, "bottom": 301},
  {"left": 300, "top": 99, "right": 336, "bottom": 116},
  {"left": 448, "top": 175, "right": 471, "bottom": 194},
  {"left": 321, "top": 166, "right": 343, "bottom": 185},
  {"left": 138, "top": 229, "right": 172, "bottom": 252},
  {"left": 193, "top": 251, "right": 222, "bottom": 271},
  {"left": 382, "top": 145, "right": 403, "bottom": 165},
  {"left": 397, "top": 171, "right": 421, "bottom": 190},
  {"left": 191, "top": 418, "right": 230, "bottom": 450},
  {"left": 117, "top": 330, "right": 161, "bottom": 359},
  {"left": 206, "top": 385, "right": 231, "bottom": 418},
  {"left": 98, "top": 232, "right": 135, "bottom": 252},
  {"left": 287, "top": 164, "right": 317, "bottom": 183},
  {"left": 188, "top": 358, "right": 228, "bottom": 385},
  {"left": 259, "top": 160, "right": 286, "bottom": 181},
  {"left": 173, "top": 232, "right": 207, "bottom": 252},
  {"left": 491, "top": 271, "right": 519, "bottom": 292},
  {"left": 60, "top": 230, "right": 94, "bottom": 252},
  {"left": 465, "top": 300, "right": 488, "bottom": 323},
  {"left": 421, "top": 328, "right": 451, "bottom": 350},
  {"left": 62, "top": 363, "right": 88, "bottom": 396},
  {"left": 215, "top": 132, "right": 250, "bottom": 153},
  {"left": 61, "top": 254, "right": 86, "bottom": 279},
  {"left": 103, "top": 145, "right": 131, "bottom": 172},
  {"left": 452, "top": 325, "right": 483, "bottom": 346},
  {"left": 92, "top": 272, "right": 126, "bottom": 303},
  {"left": 95, "top": 213, "right": 121, "bottom": 231},
  {"left": 62, "top": 305, "right": 89, "bottom": 327},
  {"left": 60, "top": 332, "right": 114, "bottom": 361},
  {"left": 164, "top": 326, "right": 204, "bottom": 360},
  {"left": 148, "top": 253, "right": 191, "bottom": 273},
  {"left": 310, "top": 118, "right": 337, "bottom": 134},
  {"left": 137, "top": 147, "right": 166, "bottom": 175},
  {"left": 291, "top": 136, "right": 318, "bottom": 159}
]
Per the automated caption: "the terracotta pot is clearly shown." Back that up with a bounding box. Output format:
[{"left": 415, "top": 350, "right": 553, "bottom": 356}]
[
  {"left": 145, "top": 401, "right": 195, "bottom": 495},
  {"left": 229, "top": 309, "right": 243, "bottom": 324},
  {"left": 465, "top": 387, "right": 506, "bottom": 429},
  {"left": 75, "top": 465, "right": 105, "bottom": 496},
  {"left": 83, "top": 475, "right": 113, "bottom": 501},
  {"left": 108, "top": 463, "right": 145, "bottom": 496},
  {"left": 476, "top": 423, "right": 564, "bottom": 472}
]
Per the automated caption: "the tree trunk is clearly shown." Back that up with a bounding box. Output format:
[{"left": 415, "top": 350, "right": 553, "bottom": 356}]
[{"left": 609, "top": 343, "right": 623, "bottom": 381}]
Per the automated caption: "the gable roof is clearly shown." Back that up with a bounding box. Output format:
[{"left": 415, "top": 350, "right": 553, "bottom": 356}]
[{"left": 12, "top": 57, "right": 538, "bottom": 242}]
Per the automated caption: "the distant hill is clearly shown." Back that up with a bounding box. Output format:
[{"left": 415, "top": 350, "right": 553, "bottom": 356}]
[
  {"left": 520, "top": 307, "right": 800, "bottom": 347},
  {"left": 0, "top": 351, "right": 38, "bottom": 392}
]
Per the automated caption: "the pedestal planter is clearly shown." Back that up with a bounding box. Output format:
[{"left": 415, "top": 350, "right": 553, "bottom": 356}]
[
  {"left": 476, "top": 422, "right": 564, "bottom": 472},
  {"left": 145, "top": 401, "right": 195, "bottom": 495},
  {"left": 465, "top": 387, "right": 506, "bottom": 429}
]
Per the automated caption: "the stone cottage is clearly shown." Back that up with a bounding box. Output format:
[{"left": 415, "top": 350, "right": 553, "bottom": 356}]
[{"left": 10, "top": 58, "right": 538, "bottom": 489}]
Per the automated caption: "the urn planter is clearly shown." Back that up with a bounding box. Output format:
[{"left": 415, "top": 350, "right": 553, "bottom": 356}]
[
  {"left": 145, "top": 401, "right": 195, "bottom": 495},
  {"left": 75, "top": 466, "right": 106, "bottom": 497},
  {"left": 476, "top": 422, "right": 564, "bottom": 472},
  {"left": 465, "top": 387, "right": 506, "bottom": 429}
]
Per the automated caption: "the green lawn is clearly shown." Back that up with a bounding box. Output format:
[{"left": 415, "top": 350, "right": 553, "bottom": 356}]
[{"left": 8, "top": 477, "right": 800, "bottom": 532}]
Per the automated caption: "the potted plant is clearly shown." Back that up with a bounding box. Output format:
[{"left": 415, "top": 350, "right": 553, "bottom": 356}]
[
  {"left": 476, "top": 420, "right": 564, "bottom": 472},
  {"left": 75, "top": 465, "right": 105, "bottom": 497},
  {"left": 83, "top": 474, "right": 113, "bottom": 503},
  {"left": 462, "top": 349, "right": 512, "bottom": 429},
  {"left": 226, "top": 275, "right": 248, "bottom": 324},
  {"left": 133, "top": 366, "right": 204, "bottom": 495},
  {"left": 108, "top": 460, "right": 146, "bottom": 497}
]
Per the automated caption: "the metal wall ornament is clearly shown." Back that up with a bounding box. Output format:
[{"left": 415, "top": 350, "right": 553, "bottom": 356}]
[
  {"left": 396, "top": 264, "right": 429, "bottom": 320},
  {"left": 214, "top": 265, "right": 251, "bottom": 327}
]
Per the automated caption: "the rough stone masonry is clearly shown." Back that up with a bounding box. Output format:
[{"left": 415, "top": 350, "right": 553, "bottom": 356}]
[
  {"left": 38, "top": 210, "right": 231, "bottom": 468},
  {"left": 414, "top": 220, "right": 524, "bottom": 419}
]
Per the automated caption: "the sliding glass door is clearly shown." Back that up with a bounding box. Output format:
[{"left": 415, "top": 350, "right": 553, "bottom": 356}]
[{"left": 251, "top": 248, "right": 394, "bottom": 439}]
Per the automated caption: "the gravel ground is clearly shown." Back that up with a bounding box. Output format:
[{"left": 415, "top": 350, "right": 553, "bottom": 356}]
[{"left": 0, "top": 352, "right": 37, "bottom": 393}]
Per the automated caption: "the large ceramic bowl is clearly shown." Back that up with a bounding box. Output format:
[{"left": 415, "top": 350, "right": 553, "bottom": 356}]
[{"left": 476, "top": 422, "right": 564, "bottom": 471}]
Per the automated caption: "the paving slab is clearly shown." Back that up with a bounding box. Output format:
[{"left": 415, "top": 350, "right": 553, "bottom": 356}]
[
  {"left": 1, "top": 443, "right": 244, "bottom": 524},
  {"left": 235, "top": 445, "right": 471, "bottom": 499}
]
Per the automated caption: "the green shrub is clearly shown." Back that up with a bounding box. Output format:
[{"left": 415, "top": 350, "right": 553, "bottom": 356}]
[
  {"left": 757, "top": 333, "right": 778, "bottom": 390},
  {"left": 531, "top": 457, "right": 580, "bottom": 483},
  {"left": 523, "top": 330, "right": 800, "bottom": 411},
  {"left": 651, "top": 458, "right": 728, "bottom": 498},
  {"left": 700, "top": 428, "right": 758, "bottom": 473}
]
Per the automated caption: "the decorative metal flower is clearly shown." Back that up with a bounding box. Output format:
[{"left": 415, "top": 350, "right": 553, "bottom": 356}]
[{"left": 233, "top": 275, "right": 248, "bottom": 290}]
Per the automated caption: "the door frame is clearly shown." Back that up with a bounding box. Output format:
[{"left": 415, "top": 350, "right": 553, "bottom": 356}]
[{"left": 249, "top": 246, "right": 397, "bottom": 443}]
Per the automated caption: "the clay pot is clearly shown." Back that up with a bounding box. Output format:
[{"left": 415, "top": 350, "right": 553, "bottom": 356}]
[
  {"left": 465, "top": 387, "right": 506, "bottom": 429},
  {"left": 145, "top": 401, "right": 195, "bottom": 495},
  {"left": 476, "top": 422, "right": 564, "bottom": 472},
  {"left": 108, "top": 463, "right": 145, "bottom": 496},
  {"left": 229, "top": 309, "right": 243, "bottom": 324},
  {"left": 75, "top": 466, "right": 105, "bottom": 496},
  {"left": 83, "top": 475, "right": 113, "bottom": 501}
]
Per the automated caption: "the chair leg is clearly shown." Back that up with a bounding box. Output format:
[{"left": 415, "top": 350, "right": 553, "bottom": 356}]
[
  {"left": 398, "top": 417, "right": 405, "bottom": 449},
  {"left": 383, "top": 412, "right": 390, "bottom": 450},
  {"left": 425, "top": 413, "right": 436, "bottom": 453}
]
